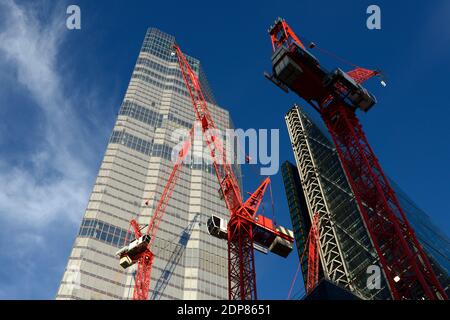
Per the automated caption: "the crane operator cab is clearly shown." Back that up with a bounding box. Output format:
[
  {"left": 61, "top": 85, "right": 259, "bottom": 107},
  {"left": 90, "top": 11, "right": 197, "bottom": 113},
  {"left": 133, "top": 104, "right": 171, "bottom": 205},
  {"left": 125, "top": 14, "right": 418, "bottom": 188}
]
[
  {"left": 207, "top": 215, "right": 228, "bottom": 240},
  {"left": 115, "top": 234, "right": 151, "bottom": 269},
  {"left": 323, "top": 68, "right": 377, "bottom": 112}
]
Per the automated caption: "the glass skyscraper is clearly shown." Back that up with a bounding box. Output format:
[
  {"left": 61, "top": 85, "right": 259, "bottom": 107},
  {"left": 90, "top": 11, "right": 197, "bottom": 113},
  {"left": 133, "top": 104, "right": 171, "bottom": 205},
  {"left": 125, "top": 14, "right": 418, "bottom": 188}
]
[
  {"left": 56, "top": 28, "right": 239, "bottom": 300},
  {"left": 283, "top": 104, "right": 449, "bottom": 299},
  {"left": 281, "top": 161, "right": 311, "bottom": 289}
]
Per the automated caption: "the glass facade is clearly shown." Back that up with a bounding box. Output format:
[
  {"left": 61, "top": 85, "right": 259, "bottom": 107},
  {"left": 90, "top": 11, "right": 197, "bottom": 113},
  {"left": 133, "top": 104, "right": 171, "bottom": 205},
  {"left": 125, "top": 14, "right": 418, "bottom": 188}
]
[
  {"left": 281, "top": 161, "right": 311, "bottom": 288},
  {"left": 392, "top": 180, "right": 450, "bottom": 294},
  {"left": 283, "top": 105, "right": 449, "bottom": 299},
  {"left": 56, "top": 28, "right": 239, "bottom": 300}
]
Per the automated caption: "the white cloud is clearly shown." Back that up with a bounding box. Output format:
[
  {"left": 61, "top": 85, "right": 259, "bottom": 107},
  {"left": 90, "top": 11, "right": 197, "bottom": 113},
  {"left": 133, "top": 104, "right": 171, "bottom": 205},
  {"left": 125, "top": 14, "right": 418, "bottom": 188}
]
[
  {"left": 0, "top": 1, "right": 95, "bottom": 228},
  {"left": 0, "top": 1, "right": 118, "bottom": 298}
]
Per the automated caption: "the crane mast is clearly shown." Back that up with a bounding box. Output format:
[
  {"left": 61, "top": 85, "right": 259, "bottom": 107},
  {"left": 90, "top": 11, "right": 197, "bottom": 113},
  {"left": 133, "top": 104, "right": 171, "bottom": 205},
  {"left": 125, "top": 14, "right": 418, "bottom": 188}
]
[{"left": 267, "top": 17, "right": 447, "bottom": 300}]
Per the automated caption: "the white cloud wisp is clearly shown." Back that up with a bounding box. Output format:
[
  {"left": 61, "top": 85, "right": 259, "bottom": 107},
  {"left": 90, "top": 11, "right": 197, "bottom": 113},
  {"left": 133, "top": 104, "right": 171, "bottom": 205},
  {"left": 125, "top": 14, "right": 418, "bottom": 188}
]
[{"left": 0, "top": 1, "right": 95, "bottom": 228}]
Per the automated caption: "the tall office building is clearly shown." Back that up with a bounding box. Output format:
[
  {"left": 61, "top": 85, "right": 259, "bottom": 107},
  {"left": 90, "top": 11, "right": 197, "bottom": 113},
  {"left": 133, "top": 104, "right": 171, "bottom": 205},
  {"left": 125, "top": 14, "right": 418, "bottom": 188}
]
[
  {"left": 281, "top": 161, "right": 311, "bottom": 289},
  {"left": 56, "top": 28, "right": 239, "bottom": 300},
  {"left": 283, "top": 105, "right": 450, "bottom": 299}
]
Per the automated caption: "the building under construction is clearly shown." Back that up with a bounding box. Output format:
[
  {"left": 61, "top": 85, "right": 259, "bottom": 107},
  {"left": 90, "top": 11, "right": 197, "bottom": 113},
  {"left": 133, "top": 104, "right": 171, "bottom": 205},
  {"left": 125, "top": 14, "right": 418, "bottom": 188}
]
[{"left": 282, "top": 105, "right": 450, "bottom": 299}]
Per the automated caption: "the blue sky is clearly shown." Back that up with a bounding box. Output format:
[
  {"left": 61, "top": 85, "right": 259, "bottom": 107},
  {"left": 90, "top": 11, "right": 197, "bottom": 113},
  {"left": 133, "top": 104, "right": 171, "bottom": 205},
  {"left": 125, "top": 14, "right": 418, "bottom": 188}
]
[{"left": 0, "top": 0, "right": 449, "bottom": 299}]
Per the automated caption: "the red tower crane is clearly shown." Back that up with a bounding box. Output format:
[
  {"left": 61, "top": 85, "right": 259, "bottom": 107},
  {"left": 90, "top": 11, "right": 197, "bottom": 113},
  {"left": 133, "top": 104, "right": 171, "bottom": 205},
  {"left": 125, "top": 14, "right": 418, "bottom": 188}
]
[
  {"left": 116, "top": 44, "right": 294, "bottom": 300},
  {"left": 266, "top": 17, "right": 447, "bottom": 300}
]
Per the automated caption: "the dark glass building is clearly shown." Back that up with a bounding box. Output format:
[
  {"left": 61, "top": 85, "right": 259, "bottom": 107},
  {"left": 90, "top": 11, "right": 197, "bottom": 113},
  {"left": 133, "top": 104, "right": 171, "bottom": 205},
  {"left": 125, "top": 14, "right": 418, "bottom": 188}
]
[
  {"left": 281, "top": 161, "right": 311, "bottom": 289},
  {"left": 283, "top": 104, "right": 449, "bottom": 299}
]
